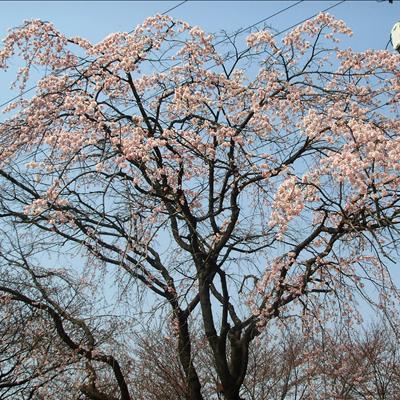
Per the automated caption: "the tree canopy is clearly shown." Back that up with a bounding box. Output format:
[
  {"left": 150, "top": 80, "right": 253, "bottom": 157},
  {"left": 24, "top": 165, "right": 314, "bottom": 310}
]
[{"left": 0, "top": 13, "right": 399, "bottom": 400}]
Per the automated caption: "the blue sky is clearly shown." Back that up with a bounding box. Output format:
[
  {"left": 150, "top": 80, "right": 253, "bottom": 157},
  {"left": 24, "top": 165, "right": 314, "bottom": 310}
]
[{"left": 0, "top": 0, "right": 398, "bottom": 106}]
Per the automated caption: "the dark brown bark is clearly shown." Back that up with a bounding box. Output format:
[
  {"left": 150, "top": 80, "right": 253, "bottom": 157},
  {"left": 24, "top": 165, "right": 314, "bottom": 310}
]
[
  {"left": 198, "top": 269, "right": 250, "bottom": 400},
  {"left": 177, "top": 313, "right": 204, "bottom": 400}
]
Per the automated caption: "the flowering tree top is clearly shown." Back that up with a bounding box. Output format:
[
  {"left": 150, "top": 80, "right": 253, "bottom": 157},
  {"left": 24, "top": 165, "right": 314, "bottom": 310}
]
[{"left": 0, "top": 12, "right": 399, "bottom": 400}]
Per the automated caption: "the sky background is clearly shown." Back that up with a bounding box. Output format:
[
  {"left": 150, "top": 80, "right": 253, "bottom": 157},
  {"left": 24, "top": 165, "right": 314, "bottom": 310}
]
[{"left": 0, "top": 0, "right": 398, "bottom": 108}]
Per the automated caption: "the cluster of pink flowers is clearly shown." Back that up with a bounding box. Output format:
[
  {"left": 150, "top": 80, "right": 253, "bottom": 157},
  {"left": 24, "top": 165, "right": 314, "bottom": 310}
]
[
  {"left": 269, "top": 175, "right": 304, "bottom": 235},
  {"left": 283, "top": 12, "right": 352, "bottom": 51},
  {"left": 246, "top": 30, "right": 277, "bottom": 50}
]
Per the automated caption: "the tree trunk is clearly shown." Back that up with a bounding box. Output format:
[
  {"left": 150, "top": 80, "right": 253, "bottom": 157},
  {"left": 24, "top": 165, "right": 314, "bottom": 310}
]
[
  {"left": 220, "top": 330, "right": 249, "bottom": 400},
  {"left": 177, "top": 314, "right": 204, "bottom": 400},
  {"left": 223, "top": 387, "right": 245, "bottom": 400},
  {"left": 197, "top": 273, "right": 249, "bottom": 400}
]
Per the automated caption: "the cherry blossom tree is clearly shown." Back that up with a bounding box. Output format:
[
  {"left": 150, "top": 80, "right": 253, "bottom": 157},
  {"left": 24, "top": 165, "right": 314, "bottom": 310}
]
[{"left": 0, "top": 12, "right": 399, "bottom": 400}]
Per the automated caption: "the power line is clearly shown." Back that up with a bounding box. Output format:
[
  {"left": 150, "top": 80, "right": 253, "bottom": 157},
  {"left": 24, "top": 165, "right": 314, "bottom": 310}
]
[
  {"left": 159, "top": 0, "right": 189, "bottom": 17},
  {"left": 131, "top": 0, "right": 396, "bottom": 135},
  {"left": 213, "top": 0, "right": 304, "bottom": 48},
  {"left": 273, "top": 0, "right": 346, "bottom": 38},
  {"left": 0, "top": 86, "right": 35, "bottom": 110},
  {"left": 1, "top": 1, "right": 396, "bottom": 170}
]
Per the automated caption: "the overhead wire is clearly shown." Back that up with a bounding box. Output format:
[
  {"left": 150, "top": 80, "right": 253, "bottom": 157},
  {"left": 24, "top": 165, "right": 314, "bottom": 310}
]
[
  {"left": 159, "top": 0, "right": 189, "bottom": 16},
  {"left": 271, "top": 0, "right": 346, "bottom": 38},
  {"left": 0, "top": 1, "right": 301, "bottom": 114},
  {"left": 211, "top": 0, "right": 305, "bottom": 48}
]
